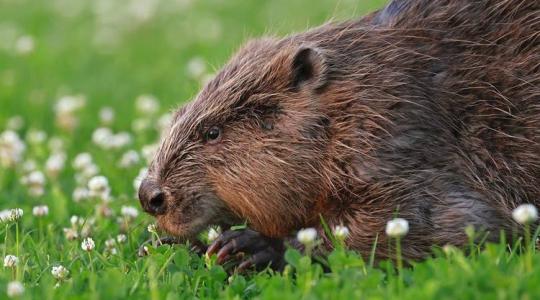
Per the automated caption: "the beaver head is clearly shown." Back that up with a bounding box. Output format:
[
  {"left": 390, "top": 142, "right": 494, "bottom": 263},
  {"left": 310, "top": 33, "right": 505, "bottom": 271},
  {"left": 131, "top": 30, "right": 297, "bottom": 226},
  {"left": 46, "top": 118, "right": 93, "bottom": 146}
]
[{"left": 138, "top": 38, "right": 338, "bottom": 239}]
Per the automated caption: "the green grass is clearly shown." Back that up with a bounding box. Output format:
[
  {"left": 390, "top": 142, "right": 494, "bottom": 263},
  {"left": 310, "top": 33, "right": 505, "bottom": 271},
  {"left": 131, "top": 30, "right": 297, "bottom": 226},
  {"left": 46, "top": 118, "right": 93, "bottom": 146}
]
[{"left": 1, "top": 0, "right": 540, "bottom": 299}]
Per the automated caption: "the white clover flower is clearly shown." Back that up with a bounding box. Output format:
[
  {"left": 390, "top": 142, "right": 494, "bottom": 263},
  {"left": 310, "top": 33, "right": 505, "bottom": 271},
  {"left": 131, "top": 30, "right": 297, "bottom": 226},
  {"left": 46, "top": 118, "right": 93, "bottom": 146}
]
[
  {"left": 32, "top": 205, "right": 49, "bottom": 217},
  {"left": 88, "top": 175, "right": 110, "bottom": 200},
  {"left": 63, "top": 227, "right": 79, "bottom": 241},
  {"left": 116, "top": 234, "right": 127, "bottom": 244},
  {"left": 121, "top": 205, "right": 139, "bottom": 219},
  {"left": 147, "top": 223, "right": 157, "bottom": 234},
  {"left": 132, "top": 118, "right": 151, "bottom": 133},
  {"left": 118, "top": 150, "right": 140, "bottom": 168},
  {"left": 109, "top": 132, "right": 132, "bottom": 149},
  {"left": 51, "top": 265, "right": 69, "bottom": 280},
  {"left": 141, "top": 144, "right": 158, "bottom": 164},
  {"left": 512, "top": 204, "right": 538, "bottom": 225},
  {"left": 186, "top": 57, "right": 206, "bottom": 79},
  {"left": 91, "top": 127, "right": 113, "bottom": 147},
  {"left": 442, "top": 244, "right": 459, "bottom": 256},
  {"left": 104, "top": 239, "right": 119, "bottom": 254},
  {"left": 92, "top": 128, "right": 132, "bottom": 150},
  {"left": 45, "top": 152, "right": 66, "bottom": 178},
  {"left": 67, "top": 215, "right": 93, "bottom": 237},
  {"left": 22, "top": 170, "right": 46, "bottom": 186},
  {"left": 80, "top": 219, "right": 95, "bottom": 238},
  {"left": 3, "top": 255, "right": 18, "bottom": 268},
  {"left": 15, "top": 35, "right": 34, "bottom": 55},
  {"left": 138, "top": 245, "right": 149, "bottom": 257},
  {"left": 76, "top": 163, "right": 100, "bottom": 185},
  {"left": 70, "top": 215, "right": 80, "bottom": 227},
  {"left": 0, "top": 210, "right": 11, "bottom": 223},
  {"left": 135, "top": 94, "right": 159, "bottom": 114},
  {"left": 297, "top": 228, "right": 317, "bottom": 245},
  {"left": 99, "top": 107, "right": 115, "bottom": 125},
  {"left": 54, "top": 95, "right": 86, "bottom": 131},
  {"left": 6, "top": 116, "right": 24, "bottom": 131},
  {"left": 133, "top": 168, "right": 148, "bottom": 191},
  {"left": 385, "top": 218, "right": 409, "bottom": 238},
  {"left": 105, "top": 238, "right": 116, "bottom": 249},
  {"left": 9, "top": 208, "right": 23, "bottom": 222},
  {"left": 26, "top": 129, "right": 47, "bottom": 144},
  {"left": 72, "top": 187, "right": 90, "bottom": 202},
  {"left": 207, "top": 227, "right": 221, "bottom": 243},
  {"left": 6, "top": 281, "right": 24, "bottom": 298},
  {"left": 20, "top": 170, "right": 46, "bottom": 197},
  {"left": 114, "top": 132, "right": 132, "bottom": 146},
  {"left": 81, "top": 237, "right": 95, "bottom": 251},
  {"left": 157, "top": 113, "right": 172, "bottom": 134},
  {"left": 21, "top": 159, "right": 37, "bottom": 174},
  {"left": 333, "top": 225, "right": 350, "bottom": 240},
  {"left": 97, "top": 203, "right": 113, "bottom": 218},
  {"left": 54, "top": 95, "right": 86, "bottom": 115},
  {"left": 48, "top": 136, "right": 64, "bottom": 153},
  {"left": 73, "top": 153, "right": 93, "bottom": 170},
  {"left": 0, "top": 130, "right": 26, "bottom": 167},
  {"left": 201, "top": 73, "right": 215, "bottom": 86},
  {"left": 55, "top": 113, "right": 78, "bottom": 131},
  {"left": 128, "top": 0, "right": 158, "bottom": 22}
]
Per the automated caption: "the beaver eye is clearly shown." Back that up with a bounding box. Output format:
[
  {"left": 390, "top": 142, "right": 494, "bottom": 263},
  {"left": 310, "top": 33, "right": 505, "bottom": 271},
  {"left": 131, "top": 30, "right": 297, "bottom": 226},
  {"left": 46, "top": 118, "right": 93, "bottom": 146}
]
[{"left": 205, "top": 126, "right": 222, "bottom": 143}]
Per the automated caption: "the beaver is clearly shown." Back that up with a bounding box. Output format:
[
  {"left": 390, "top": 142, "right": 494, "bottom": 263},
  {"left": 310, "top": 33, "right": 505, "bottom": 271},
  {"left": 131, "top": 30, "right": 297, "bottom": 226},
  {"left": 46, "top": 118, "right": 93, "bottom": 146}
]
[{"left": 138, "top": 0, "right": 540, "bottom": 269}]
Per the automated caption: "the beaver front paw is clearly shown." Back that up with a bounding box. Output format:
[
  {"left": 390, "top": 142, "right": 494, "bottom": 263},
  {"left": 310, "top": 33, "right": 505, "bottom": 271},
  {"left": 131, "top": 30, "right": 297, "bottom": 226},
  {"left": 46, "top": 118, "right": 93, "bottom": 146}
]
[{"left": 206, "top": 228, "right": 286, "bottom": 271}]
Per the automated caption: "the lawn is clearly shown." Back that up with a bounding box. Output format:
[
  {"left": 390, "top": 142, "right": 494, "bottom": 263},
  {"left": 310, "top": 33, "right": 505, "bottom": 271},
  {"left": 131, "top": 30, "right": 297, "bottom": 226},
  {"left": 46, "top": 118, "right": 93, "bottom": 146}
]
[{"left": 1, "top": 0, "right": 540, "bottom": 299}]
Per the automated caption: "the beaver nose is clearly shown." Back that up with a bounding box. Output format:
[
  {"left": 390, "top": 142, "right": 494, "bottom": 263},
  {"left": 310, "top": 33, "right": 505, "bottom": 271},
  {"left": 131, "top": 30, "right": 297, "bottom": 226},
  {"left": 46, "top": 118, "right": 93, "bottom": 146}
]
[{"left": 138, "top": 178, "right": 166, "bottom": 216}]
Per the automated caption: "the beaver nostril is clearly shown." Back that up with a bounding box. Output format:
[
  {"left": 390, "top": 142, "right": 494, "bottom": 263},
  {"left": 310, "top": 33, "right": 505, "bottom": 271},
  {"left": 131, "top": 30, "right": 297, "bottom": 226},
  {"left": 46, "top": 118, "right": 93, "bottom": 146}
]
[{"left": 149, "top": 191, "right": 166, "bottom": 215}]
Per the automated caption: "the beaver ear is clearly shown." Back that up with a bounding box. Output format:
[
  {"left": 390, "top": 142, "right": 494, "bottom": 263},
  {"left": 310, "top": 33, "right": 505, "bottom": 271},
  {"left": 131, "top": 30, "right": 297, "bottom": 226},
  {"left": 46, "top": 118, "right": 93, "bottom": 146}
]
[{"left": 291, "top": 46, "right": 327, "bottom": 91}]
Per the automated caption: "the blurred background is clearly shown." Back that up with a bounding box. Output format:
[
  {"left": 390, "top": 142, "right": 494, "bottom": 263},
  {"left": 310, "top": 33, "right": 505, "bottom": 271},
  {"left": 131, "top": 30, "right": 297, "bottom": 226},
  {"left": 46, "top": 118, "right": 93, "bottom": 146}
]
[
  {"left": 0, "top": 0, "right": 386, "bottom": 131},
  {"left": 0, "top": 0, "right": 386, "bottom": 211}
]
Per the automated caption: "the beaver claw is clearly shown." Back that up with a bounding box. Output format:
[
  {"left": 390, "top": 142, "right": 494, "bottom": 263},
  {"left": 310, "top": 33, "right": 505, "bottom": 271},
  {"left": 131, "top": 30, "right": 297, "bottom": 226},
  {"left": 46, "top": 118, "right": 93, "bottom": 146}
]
[{"left": 206, "top": 228, "right": 286, "bottom": 271}]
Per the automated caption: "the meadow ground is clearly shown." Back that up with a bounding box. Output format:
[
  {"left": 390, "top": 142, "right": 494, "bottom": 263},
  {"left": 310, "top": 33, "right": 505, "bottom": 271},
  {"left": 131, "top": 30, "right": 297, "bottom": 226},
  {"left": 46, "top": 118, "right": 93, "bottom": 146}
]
[{"left": 1, "top": 0, "right": 540, "bottom": 299}]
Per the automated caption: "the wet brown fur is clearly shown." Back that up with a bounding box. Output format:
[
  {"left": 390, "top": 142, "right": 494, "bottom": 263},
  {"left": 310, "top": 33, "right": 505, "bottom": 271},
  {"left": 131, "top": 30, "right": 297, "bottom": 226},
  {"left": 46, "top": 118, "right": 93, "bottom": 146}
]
[{"left": 144, "top": 0, "right": 540, "bottom": 260}]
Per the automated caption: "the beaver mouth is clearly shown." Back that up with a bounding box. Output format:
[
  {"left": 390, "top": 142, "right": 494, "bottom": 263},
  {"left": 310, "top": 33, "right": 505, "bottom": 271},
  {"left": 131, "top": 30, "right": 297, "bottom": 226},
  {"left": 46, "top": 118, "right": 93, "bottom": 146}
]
[
  {"left": 155, "top": 215, "right": 208, "bottom": 241},
  {"left": 154, "top": 194, "right": 238, "bottom": 240}
]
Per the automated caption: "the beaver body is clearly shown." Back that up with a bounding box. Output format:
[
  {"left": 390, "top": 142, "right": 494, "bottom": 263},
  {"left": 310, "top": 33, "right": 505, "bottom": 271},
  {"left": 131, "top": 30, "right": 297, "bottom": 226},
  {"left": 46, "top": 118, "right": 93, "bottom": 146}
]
[{"left": 139, "top": 0, "right": 540, "bottom": 264}]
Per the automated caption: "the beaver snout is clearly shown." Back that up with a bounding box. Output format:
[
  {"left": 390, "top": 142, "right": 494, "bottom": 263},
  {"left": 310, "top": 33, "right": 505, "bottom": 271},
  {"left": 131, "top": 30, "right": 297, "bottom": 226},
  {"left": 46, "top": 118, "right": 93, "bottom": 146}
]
[{"left": 138, "top": 178, "right": 166, "bottom": 216}]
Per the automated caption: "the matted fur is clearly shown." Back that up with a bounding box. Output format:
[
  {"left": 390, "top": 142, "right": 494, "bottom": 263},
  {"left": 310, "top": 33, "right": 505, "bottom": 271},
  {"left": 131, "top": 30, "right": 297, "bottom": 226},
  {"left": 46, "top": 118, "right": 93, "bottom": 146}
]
[{"left": 142, "top": 0, "right": 540, "bottom": 260}]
